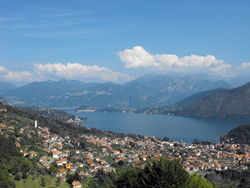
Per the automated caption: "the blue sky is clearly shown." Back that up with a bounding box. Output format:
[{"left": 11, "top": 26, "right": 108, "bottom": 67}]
[{"left": 0, "top": 0, "right": 250, "bottom": 86}]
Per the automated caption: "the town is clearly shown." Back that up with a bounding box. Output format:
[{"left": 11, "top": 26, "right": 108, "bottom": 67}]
[{"left": 1, "top": 106, "right": 249, "bottom": 188}]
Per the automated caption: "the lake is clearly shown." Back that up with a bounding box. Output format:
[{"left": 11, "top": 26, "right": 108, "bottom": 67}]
[{"left": 66, "top": 111, "right": 250, "bottom": 143}]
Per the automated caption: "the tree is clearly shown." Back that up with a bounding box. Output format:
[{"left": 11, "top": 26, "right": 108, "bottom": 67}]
[
  {"left": 56, "top": 177, "right": 61, "bottom": 187},
  {"left": 136, "top": 157, "right": 189, "bottom": 188},
  {"left": 117, "top": 160, "right": 125, "bottom": 166},
  {"left": 10, "top": 160, "right": 20, "bottom": 175},
  {"left": 0, "top": 135, "right": 21, "bottom": 160},
  {"left": 41, "top": 176, "right": 46, "bottom": 187},
  {"left": 49, "top": 165, "right": 57, "bottom": 174},
  {"left": 14, "top": 173, "right": 21, "bottom": 181},
  {"left": 89, "top": 169, "right": 115, "bottom": 188},
  {"left": 74, "top": 172, "right": 80, "bottom": 181},
  {"left": 115, "top": 157, "right": 193, "bottom": 188},
  {"left": 79, "top": 140, "right": 87, "bottom": 149},
  {"left": 21, "top": 160, "right": 33, "bottom": 174},
  {"left": 163, "top": 136, "right": 169, "bottom": 141},
  {"left": 22, "top": 171, "right": 27, "bottom": 179},
  {"left": 114, "top": 166, "right": 139, "bottom": 188},
  {"left": 185, "top": 173, "right": 213, "bottom": 188},
  {"left": 0, "top": 169, "right": 15, "bottom": 188},
  {"left": 66, "top": 174, "right": 74, "bottom": 185}
]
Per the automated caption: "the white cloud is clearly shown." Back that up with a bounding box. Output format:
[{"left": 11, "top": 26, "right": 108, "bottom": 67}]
[
  {"left": 0, "top": 66, "right": 33, "bottom": 82},
  {"left": 234, "top": 62, "right": 250, "bottom": 78},
  {"left": 118, "top": 46, "right": 232, "bottom": 77},
  {"left": 34, "top": 63, "right": 131, "bottom": 83},
  {"left": 238, "top": 62, "right": 250, "bottom": 71},
  {"left": 118, "top": 46, "right": 156, "bottom": 68}
]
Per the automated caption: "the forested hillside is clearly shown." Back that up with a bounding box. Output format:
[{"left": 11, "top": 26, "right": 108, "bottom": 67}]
[
  {"left": 177, "top": 82, "right": 250, "bottom": 118},
  {"left": 220, "top": 124, "right": 250, "bottom": 144}
]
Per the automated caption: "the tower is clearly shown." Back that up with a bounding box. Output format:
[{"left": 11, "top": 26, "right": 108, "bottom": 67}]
[{"left": 35, "top": 120, "right": 37, "bottom": 128}]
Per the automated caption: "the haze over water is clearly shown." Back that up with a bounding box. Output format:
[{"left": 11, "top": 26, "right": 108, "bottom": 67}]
[{"left": 66, "top": 111, "right": 250, "bottom": 143}]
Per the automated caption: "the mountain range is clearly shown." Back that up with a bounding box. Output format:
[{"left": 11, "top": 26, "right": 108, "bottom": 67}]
[{"left": 0, "top": 74, "right": 231, "bottom": 109}]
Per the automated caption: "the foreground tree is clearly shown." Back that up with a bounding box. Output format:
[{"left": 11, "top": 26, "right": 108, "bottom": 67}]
[
  {"left": 114, "top": 166, "right": 140, "bottom": 188},
  {"left": 114, "top": 157, "right": 213, "bottom": 188},
  {"left": 137, "top": 158, "right": 188, "bottom": 188},
  {"left": 186, "top": 173, "right": 213, "bottom": 188}
]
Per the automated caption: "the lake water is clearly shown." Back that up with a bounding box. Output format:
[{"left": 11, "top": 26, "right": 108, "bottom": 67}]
[{"left": 66, "top": 111, "right": 250, "bottom": 143}]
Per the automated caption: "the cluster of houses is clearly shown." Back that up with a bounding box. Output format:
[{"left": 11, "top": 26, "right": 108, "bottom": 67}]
[
  {"left": 34, "top": 124, "right": 250, "bottom": 182},
  {"left": 1, "top": 106, "right": 250, "bottom": 188},
  {"left": 81, "top": 134, "right": 250, "bottom": 172}
]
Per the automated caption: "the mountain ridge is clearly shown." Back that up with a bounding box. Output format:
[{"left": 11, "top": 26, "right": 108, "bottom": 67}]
[
  {"left": 0, "top": 81, "right": 16, "bottom": 91},
  {"left": 1, "top": 74, "right": 231, "bottom": 109},
  {"left": 176, "top": 81, "right": 250, "bottom": 118}
]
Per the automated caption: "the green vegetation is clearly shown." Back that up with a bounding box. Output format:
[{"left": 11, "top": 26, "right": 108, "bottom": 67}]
[
  {"left": 220, "top": 124, "right": 250, "bottom": 145},
  {"left": 205, "top": 168, "right": 250, "bottom": 188},
  {"left": 0, "top": 135, "right": 26, "bottom": 187},
  {"left": 19, "top": 106, "right": 86, "bottom": 122},
  {"left": 0, "top": 133, "right": 69, "bottom": 188},
  {"left": 14, "top": 174, "right": 69, "bottom": 188},
  {"left": 86, "top": 157, "right": 213, "bottom": 188}
]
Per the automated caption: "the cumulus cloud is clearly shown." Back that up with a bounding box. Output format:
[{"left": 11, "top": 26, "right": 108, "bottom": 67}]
[
  {"left": 118, "top": 46, "right": 232, "bottom": 77},
  {"left": 118, "top": 46, "right": 156, "bottom": 68},
  {"left": 238, "top": 62, "right": 250, "bottom": 72},
  {"left": 34, "top": 63, "right": 131, "bottom": 83},
  {"left": 233, "top": 62, "right": 250, "bottom": 79},
  {"left": 0, "top": 66, "right": 33, "bottom": 82}
]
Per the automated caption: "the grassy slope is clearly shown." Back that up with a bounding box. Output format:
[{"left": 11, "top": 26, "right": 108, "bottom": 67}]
[{"left": 14, "top": 175, "right": 70, "bottom": 188}]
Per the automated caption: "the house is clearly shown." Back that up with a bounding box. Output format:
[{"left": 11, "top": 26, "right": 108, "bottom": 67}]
[
  {"left": 52, "top": 150, "right": 62, "bottom": 159},
  {"left": 56, "top": 161, "right": 63, "bottom": 166},
  {"left": 113, "top": 150, "right": 120, "bottom": 155},
  {"left": 56, "top": 171, "right": 63, "bottom": 177},
  {"left": 45, "top": 164, "right": 50, "bottom": 169},
  {"left": 39, "top": 156, "right": 47, "bottom": 162},
  {"left": 58, "top": 168, "right": 67, "bottom": 175},
  {"left": 63, "top": 150, "right": 70, "bottom": 157},
  {"left": 103, "top": 167, "right": 116, "bottom": 173},
  {"left": 0, "top": 108, "right": 7, "bottom": 112},
  {"left": 65, "top": 163, "right": 73, "bottom": 169},
  {"left": 0, "top": 124, "right": 7, "bottom": 130},
  {"left": 69, "top": 167, "right": 76, "bottom": 172},
  {"left": 29, "top": 151, "right": 37, "bottom": 158},
  {"left": 60, "top": 158, "right": 67, "bottom": 164},
  {"left": 79, "top": 172, "right": 90, "bottom": 177},
  {"left": 140, "top": 155, "right": 147, "bottom": 161},
  {"left": 16, "top": 143, "right": 21, "bottom": 148},
  {"left": 72, "top": 181, "right": 82, "bottom": 188},
  {"left": 75, "top": 162, "right": 84, "bottom": 168},
  {"left": 56, "top": 144, "right": 62, "bottom": 149}
]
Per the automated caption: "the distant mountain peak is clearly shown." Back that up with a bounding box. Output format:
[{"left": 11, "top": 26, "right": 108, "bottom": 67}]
[{"left": 1, "top": 75, "right": 231, "bottom": 109}]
